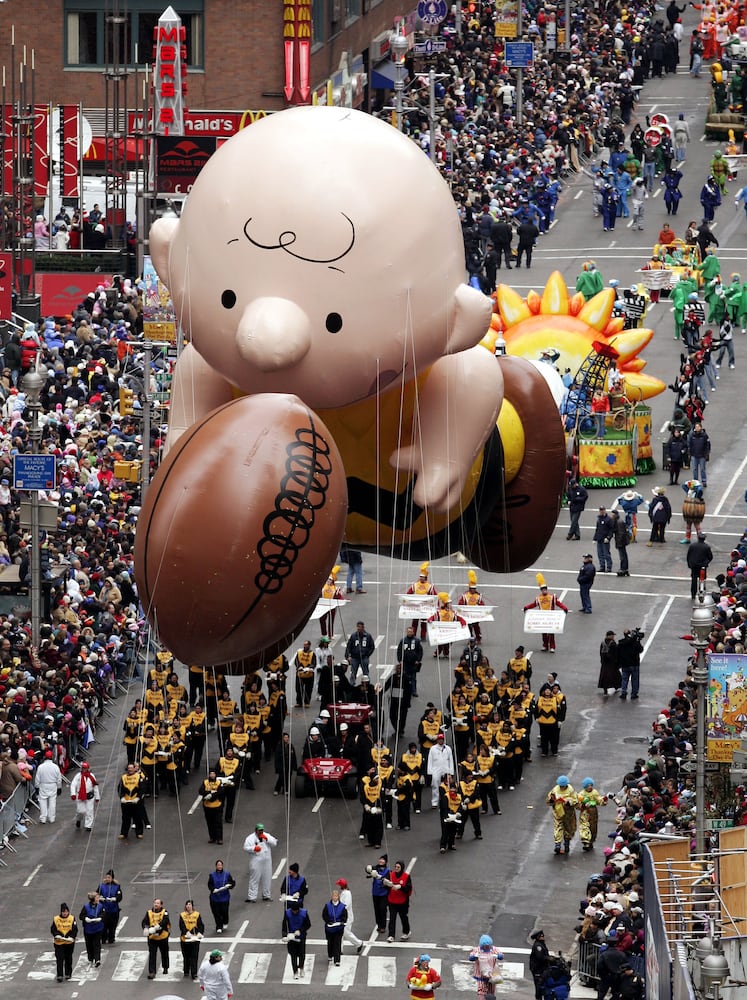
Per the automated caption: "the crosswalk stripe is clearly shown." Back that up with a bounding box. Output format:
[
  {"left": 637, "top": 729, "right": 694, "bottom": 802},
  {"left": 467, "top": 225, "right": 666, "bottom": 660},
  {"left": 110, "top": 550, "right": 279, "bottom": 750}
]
[
  {"left": 237, "top": 951, "right": 272, "bottom": 983},
  {"left": 367, "top": 954, "right": 398, "bottom": 988},
  {"left": 324, "top": 954, "right": 358, "bottom": 986},
  {"left": 450, "top": 961, "right": 474, "bottom": 991},
  {"left": 112, "top": 950, "right": 143, "bottom": 981},
  {"left": 281, "top": 953, "right": 316, "bottom": 983},
  {"left": 26, "top": 951, "right": 55, "bottom": 980},
  {"left": 71, "top": 952, "right": 104, "bottom": 982},
  {"left": 0, "top": 952, "right": 26, "bottom": 981},
  {"left": 3, "top": 946, "right": 525, "bottom": 989}
]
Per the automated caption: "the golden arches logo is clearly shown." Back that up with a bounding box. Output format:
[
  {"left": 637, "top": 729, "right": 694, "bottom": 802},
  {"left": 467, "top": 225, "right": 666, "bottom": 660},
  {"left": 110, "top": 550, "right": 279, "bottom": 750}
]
[{"left": 238, "top": 109, "right": 268, "bottom": 131}]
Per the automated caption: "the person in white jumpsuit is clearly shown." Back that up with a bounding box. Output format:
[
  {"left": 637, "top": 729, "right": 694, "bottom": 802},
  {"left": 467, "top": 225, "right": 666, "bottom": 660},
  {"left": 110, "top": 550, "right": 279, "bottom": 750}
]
[
  {"left": 336, "top": 878, "right": 363, "bottom": 952},
  {"left": 426, "top": 734, "right": 454, "bottom": 808},
  {"left": 69, "top": 762, "right": 101, "bottom": 831},
  {"left": 35, "top": 750, "right": 62, "bottom": 823},
  {"left": 243, "top": 823, "right": 278, "bottom": 902},
  {"left": 198, "top": 949, "right": 233, "bottom": 1000}
]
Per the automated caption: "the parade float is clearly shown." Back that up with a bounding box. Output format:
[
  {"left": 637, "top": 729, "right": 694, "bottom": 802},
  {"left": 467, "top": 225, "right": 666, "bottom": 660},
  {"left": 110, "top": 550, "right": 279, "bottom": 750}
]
[{"left": 483, "top": 272, "right": 666, "bottom": 488}]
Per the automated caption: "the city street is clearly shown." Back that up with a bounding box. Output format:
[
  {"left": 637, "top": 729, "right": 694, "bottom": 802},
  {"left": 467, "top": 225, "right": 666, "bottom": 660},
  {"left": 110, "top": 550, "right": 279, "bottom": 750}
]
[{"left": 2, "top": 51, "right": 746, "bottom": 1000}]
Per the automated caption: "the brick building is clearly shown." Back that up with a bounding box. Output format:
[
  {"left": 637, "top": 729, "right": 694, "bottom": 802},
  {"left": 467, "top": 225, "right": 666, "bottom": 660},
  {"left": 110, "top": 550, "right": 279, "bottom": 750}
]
[{"left": 0, "top": 0, "right": 415, "bottom": 124}]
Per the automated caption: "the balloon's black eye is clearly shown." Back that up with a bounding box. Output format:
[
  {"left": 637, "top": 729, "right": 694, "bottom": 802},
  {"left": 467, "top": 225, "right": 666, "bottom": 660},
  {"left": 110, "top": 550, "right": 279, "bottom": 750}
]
[
  {"left": 221, "top": 290, "right": 237, "bottom": 309},
  {"left": 326, "top": 312, "right": 343, "bottom": 333}
]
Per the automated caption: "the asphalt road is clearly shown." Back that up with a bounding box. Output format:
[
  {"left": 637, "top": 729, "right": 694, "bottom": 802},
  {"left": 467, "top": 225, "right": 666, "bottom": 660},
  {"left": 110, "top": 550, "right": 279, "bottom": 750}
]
[{"left": 2, "top": 43, "right": 746, "bottom": 1000}]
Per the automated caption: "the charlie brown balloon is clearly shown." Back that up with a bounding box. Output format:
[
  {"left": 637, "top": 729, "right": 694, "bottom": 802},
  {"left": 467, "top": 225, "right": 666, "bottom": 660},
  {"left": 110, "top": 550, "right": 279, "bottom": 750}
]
[{"left": 142, "top": 106, "right": 565, "bottom": 667}]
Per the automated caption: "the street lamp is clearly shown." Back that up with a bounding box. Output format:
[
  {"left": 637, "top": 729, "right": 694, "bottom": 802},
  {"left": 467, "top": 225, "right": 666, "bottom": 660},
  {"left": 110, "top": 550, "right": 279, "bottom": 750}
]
[
  {"left": 698, "top": 935, "right": 731, "bottom": 999},
  {"left": 391, "top": 31, "right": 409, "bottom": 132},
  {"left": 691, "top": 589, "right": 716, "bottom": 856},
  {"left": 21, "top": 365, "right": 48, "bottom": 649}
]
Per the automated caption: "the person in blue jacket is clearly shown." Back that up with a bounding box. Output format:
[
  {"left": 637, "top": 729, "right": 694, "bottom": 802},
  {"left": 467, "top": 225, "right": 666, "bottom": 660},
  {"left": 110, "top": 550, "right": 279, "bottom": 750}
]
[
  {"left": 281, "top": 862, "right": 309, "bottom": 904},
  {"left": 366, "top": 854, "right": 390, "bottom": 933},
  {"left": 322, "top": 887, "right": 348, "bottom": 966},
  {"left": 97, "top": 869, "right": 123, "bottom": 944},
  {"left": 79, "top": 890, "right": 105, "bottom": 966},
  {"left": 207, "top": 859, "right": 236, "bottom": 934},
  {"left": 282, "top": 898, "right": 311, "bottom": 979}
]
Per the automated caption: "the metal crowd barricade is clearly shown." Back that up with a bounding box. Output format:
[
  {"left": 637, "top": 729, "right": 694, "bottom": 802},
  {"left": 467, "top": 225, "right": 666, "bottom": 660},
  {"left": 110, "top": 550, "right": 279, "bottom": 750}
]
[
  {"left": 0, "top": 779, "right": 33, "bottom": 864},
  {"left": 575, "top": 938, "right": 601, "bottom": 987},
  {"left": 575, "top": 939, "right": 645, "bottom": 987}
]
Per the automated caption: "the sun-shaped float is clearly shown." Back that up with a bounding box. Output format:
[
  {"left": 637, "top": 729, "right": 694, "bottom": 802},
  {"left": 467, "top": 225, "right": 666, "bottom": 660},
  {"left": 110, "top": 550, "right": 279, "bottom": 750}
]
[{"left": 481, "top": 270, "right": 666, "bottom": 400}]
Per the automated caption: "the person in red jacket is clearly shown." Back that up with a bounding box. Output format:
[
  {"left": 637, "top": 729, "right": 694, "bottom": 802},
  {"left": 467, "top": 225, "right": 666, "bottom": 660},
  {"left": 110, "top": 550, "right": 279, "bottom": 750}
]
[
  {"left": 406, "top": 954, "right": 441, "bottom": 999},
  {"left": 384, "top": 860, "right": 413, "bottom": 943}
]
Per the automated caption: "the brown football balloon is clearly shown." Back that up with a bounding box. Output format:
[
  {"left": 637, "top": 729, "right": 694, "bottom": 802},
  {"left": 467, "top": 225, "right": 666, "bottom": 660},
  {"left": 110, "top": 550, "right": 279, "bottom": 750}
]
[{"left": 134, "top": 394, "right": 348, "bottom": 668}]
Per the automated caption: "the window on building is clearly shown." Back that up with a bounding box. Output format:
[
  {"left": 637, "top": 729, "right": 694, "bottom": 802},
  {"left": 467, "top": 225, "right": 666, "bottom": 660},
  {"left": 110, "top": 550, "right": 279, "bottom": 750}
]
[
  {"left": 64, "top": 0, "right": 204, "bottom": 68},
  {"left": 312, "top": 0, "right": 325, "bottom": 45},
  {"left": 345, "top": 0, "right": 360, "bottom": 21}
]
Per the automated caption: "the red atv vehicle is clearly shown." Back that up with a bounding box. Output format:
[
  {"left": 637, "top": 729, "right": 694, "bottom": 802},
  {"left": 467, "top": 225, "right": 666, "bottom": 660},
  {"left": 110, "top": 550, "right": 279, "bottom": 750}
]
[
  {"left": 326, "top": 702, "right": 374, "bottom": 732},
  {"left": 295, "top": 756, "right": 358, "bottom": 799}
]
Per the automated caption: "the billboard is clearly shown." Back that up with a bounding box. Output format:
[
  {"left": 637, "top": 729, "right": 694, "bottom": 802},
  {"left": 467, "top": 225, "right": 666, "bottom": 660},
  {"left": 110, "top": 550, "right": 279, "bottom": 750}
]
[
  {"left": 706, "top": 653, "right": 747, "bottom": 762},
  {"left": 156, "top": 136, "right": 216, "bottom": 194}
]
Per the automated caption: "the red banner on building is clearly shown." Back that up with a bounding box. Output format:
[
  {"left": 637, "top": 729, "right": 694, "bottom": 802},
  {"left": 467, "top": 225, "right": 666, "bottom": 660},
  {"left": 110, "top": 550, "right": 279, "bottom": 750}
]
[
  {"left": 36, "top": 272, "right": 113, "bottom": 317},
  {"left": 1, "top": 106, "right": 13, "bottom": 199},
  {"left": 0, "top": 253, "right": 12, "bottom": 320},
  {"left": 60, "top": 104, "right": 80, "bottom": 198},
  {"left": 33, "top": 104, "right": 50, "bottom": 198}
]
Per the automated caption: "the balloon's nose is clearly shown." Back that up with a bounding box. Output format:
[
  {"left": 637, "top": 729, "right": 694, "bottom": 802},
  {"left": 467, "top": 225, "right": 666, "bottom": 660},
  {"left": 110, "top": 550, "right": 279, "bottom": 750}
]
[{"left": 235, "top": 298, "right": 312, "bottom": 371}]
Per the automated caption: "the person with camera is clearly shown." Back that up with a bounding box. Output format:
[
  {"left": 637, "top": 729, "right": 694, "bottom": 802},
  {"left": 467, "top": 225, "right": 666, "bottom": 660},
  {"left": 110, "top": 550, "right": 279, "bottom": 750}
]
[{"left": 618, "top": 629, "right": 644, "bottom": 700}]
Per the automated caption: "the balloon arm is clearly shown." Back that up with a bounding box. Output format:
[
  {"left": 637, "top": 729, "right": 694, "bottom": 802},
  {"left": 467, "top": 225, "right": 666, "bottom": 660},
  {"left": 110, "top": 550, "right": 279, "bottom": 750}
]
[
  {"left": 165, "top": 344, "right": 235, "bottom": 455},
  {"left": 391, "top": 347, "right": 502, "bottom": 513},
  {"left": 444, "top": 284, "right": 494, "bottom": 356}
]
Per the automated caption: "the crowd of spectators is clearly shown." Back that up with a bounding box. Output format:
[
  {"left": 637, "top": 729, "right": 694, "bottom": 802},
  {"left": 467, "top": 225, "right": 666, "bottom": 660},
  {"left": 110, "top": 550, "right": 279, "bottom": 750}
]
[
  {"left": 373, "top": 0, "right": 689, "bottom": 290},
  {"left": 0, "top": 276, "right": 156, "bottom": 811},
  {"left": 572, "top": 522, "right": 747, "bottom": 993}
]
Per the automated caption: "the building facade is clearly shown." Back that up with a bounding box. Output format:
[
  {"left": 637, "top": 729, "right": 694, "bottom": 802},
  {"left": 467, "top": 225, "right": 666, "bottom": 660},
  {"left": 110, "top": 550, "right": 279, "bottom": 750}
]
[{"left": 0, "top": 0, "right": 413, "bottom": 122}]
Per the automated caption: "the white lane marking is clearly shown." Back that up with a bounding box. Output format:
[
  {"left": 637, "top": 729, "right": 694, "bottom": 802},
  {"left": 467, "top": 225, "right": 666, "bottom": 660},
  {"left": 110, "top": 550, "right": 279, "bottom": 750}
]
[
  {"left": 150, "top": 853, "right": 165, "bottom": 871},
  {"left": 23, "top": 865, "right": 42, "bottom": 887},
  {"left": 713, "top": 451, "right": 747, "bottom": 516},
  {"left": 641, "top": 595, "right": 676, "bottom": 662},
  {"left": 326, "top": 954, "right": 358, "bottom": 990},
  {"left": 282, "top": 953, "right": 317, "bottom": 983},
  {"left": 0, "top": 953, "right": 27, "bottom": 981},
  {"left": 574, "top": 190, "right": 584, "bottom": 200},
  {"left": 187, "top": 796, "right": 201, "bottom": 815},
  {"left": 228, "top": 920, "right": 249, "bottom": 954},
  {"left": 25, "top": 951, "right": 55, "bottom": 980},
  {"left": 71, "top": 952, "right": 104, "bottom": 982},
  {"left": 367, "top": 954, "right": 398, "bottom": 987},
  {"left": 406, "top": 856, "right": 417, "bottom": 873},
  {"left": 312, "top": 797, "right": 325, "bottom": 813},
  {"left": 238, "top": 952, "right": 272, "bottom": 983},
  {"left": 111, "top": 952, "right": 142, "bottom": 982},
  {"left": 653, "top": 187, "right": 661, "bottom": 198},
  {"left": 273, "top": 857, "right": 287, "bottom": 880}
]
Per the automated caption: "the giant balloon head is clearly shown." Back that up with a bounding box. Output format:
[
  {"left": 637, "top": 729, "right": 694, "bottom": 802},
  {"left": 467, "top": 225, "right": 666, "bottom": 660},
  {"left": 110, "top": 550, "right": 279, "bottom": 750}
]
[{"left": 151, "top": 106, "right": 490, "bottom": 411}]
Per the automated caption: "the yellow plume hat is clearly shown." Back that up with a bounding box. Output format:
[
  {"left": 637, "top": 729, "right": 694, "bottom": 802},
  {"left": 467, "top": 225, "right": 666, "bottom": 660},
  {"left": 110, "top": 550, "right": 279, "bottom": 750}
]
[
  {"left": 438, "top": 592, "right": 450, "bottom": 605},
  {"left": 468, "top": 570, "right": 478, "bottom": 587},
  {"left": 420, "top": 562, "right": 430, "bottom": 577},
  {"left": 329, "top": 565, "right": 340, "bottom": 581},
  {"left": 536, "top": 573, "right": 547, "bottom": 588}
]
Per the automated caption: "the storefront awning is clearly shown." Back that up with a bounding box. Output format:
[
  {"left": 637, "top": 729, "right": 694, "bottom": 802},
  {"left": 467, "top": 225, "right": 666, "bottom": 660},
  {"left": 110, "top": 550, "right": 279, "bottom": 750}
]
[{"left": 370, "top": 59, "right": 400, "bottom": 90}]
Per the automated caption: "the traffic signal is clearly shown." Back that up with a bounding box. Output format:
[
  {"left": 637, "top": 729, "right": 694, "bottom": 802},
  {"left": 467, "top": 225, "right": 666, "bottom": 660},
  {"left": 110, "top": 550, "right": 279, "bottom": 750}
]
[{"left": 119, "top": 386, "right": 135, "bottom": 416}]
